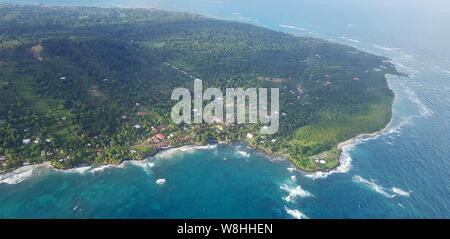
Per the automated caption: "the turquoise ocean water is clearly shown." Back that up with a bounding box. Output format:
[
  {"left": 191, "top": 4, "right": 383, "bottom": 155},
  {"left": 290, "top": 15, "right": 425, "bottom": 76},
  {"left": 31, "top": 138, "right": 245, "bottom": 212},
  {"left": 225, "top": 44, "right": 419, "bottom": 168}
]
[{"left": 0, "top": 0, "right": 449, "bottom": 218}]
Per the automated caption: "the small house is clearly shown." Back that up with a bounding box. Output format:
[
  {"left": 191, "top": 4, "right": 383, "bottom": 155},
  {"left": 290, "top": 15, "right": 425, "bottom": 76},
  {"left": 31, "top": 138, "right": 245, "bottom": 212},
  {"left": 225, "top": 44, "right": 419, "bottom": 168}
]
[{"left": 156, "top": 133, "right": 165, "bottom": 140}]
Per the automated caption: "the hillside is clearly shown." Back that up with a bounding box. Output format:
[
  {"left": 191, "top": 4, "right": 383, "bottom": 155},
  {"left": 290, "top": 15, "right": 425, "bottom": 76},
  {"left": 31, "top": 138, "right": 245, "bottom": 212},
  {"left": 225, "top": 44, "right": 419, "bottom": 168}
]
[{"left": 0, "top": 5, "right": 397, "bottom": 171}]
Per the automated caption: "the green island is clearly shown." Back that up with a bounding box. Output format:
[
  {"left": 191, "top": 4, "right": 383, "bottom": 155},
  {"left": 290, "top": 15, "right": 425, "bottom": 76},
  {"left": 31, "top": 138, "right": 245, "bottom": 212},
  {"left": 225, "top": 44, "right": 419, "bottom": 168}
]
[{"left": 0, "top": 5, "right": 399, "bottom": 172}]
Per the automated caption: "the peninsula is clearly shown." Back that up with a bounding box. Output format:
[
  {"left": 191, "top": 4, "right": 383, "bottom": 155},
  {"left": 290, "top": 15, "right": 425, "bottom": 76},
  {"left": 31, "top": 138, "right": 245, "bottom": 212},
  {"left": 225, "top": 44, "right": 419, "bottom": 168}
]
[{"left": 0, "top": 5, "right": 398, "bottom": 172}]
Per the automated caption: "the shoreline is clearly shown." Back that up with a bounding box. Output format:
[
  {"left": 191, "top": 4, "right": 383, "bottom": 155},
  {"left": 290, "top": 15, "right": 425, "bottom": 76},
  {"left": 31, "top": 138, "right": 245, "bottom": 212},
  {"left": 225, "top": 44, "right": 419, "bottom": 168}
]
[
  {"left": 306, "top": 75, "right": 397, "bottom": 177},
  {"left": 0, "top": 144, "right": 219, "bottom": 183},
  {"left": 336, "top": 74, "right": 396, "bottom": 153},
  {"left": 337, "top": 119, "right": 392, "bottom": 151},
  {"left": 0, "top": 119, "right": 392, "bottom": 181},
  {"left": 1, "top": 74, "right": 398, "bottom": 179}
]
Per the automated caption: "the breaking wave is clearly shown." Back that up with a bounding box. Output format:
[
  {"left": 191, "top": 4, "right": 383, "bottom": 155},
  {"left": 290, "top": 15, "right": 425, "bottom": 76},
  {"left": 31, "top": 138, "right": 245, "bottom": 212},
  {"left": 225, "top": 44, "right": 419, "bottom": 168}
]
[
  {"left": 341, "top": 36, "right": 360, "bottom": 43},
  {"left": 280, "top": 184, "right": 312, "bottom": 202},
  {"left": 392, "top": 187, "right": 412, "bottom": 197},
  {"left": 352, "top": 175, "right": 412, "bottom": 198},
  {"left": 403, "top": 87, "right": 434, "bottom": 118},
  {"left": 0, "top": 163, "right": 51, "bottom": 184},
  {"left": 373, "top": 44, "right": 395, "bottom": 52},
  {"left": 55, "top": 163, "right": 125, "bottom": 175},
  {"left": 284, "top": 206, "right": 308, "bottom": 219},
  {"left": 236, "top": 150, "right": 250, "bottom": 158},
  {"left": 305, "top": 143, "right": 354, "bottom": 180},
  {"left": 280, "top": 24, "right": 307, "bottom": 31},
  {"left": 287, "top": 167, "right": 297, "bottom": 172},
  {"left": 126, "top": 160, "right": 155, "bottom": 174}
]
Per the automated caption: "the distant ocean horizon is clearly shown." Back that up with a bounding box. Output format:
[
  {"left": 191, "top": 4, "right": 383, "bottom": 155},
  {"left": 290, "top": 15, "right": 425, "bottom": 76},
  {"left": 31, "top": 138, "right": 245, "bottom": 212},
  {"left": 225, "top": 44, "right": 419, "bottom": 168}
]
[{"left": 0, "top": 0, "right": 449, "bottom": 218}]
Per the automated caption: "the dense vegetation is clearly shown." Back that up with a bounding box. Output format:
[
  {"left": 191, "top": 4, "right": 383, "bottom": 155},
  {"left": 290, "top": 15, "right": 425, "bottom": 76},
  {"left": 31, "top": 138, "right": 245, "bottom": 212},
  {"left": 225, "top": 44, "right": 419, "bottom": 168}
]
[{"left": 0, "top": 4, "right": 397, "bottom": 171}]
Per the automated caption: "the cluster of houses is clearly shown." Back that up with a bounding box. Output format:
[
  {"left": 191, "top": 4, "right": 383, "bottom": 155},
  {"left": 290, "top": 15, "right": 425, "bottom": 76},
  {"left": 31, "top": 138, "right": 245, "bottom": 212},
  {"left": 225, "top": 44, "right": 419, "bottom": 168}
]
[
  {"left": 23, "top": 138, "right": 51, "bottom": 145},
  {"left": 147, "top": 133, "right": 165, "bottom": 143},
  {"left": 247, "top": 133, "right": 278, "bottom": 144},
  {"left": 314, "top": 159, "right": 327, "bottom": 164}
]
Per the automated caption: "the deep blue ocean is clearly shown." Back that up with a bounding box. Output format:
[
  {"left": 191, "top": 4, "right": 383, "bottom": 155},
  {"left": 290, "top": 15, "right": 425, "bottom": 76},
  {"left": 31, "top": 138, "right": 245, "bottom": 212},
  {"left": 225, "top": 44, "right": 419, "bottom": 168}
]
[{"left": 0, "top": 0, "right": 449, "bottom": 218}]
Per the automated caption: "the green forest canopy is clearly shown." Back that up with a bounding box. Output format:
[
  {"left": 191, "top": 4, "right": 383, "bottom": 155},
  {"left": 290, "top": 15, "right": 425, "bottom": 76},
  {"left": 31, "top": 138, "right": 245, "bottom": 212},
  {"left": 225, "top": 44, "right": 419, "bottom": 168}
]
[{"left": 0, "top": 5, "right": 397, "bottom": 171}]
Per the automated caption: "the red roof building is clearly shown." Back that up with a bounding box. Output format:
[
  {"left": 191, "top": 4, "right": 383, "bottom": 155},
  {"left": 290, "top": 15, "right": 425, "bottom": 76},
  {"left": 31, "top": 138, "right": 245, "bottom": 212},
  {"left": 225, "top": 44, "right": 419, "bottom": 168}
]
[
  {"left": 156, "top": 133, "right": 165, "bottom": 140},
  {"left": 137, "top": 112, "right": 145, "bottom": 115},
  {"left": 353, "top": 77, "right": 360, "bottom": 81},
  {"left": 152, "top": 128, "right": 159, "bottom": 133},
  {"left": 152, "top": 136, "right": 160, "bottom": 143}
]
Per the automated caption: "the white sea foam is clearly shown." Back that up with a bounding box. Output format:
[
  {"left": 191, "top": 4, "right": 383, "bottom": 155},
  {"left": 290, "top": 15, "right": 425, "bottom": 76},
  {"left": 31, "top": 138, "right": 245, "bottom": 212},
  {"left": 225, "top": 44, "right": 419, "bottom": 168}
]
[
  {"left": 280, "top": 184, "right": 312, "bottom": 202},
  {"left": 89, "top": 164, "right": 125, "bottom": 173},
  {"left": 383, "top": 116, "right": 413, "bottom": 136},
  {"left": 284, "top": 206, "right": 308, "bottom": 219},
  {"left": 151, "top": 145, "right": 217, "bottom": 159},
  {"left": 305, "top": 110, "right": 414, "bottom": 180},
  {"left": 156, "top": 178, "right": 166, "bottom": 185},
  {"left": 403, "top": 87, "right": 434, "bottom": 118},
  {"left": 341, "top": 36, "right": 360, "bottom": 43},
  {"left": 373, "top": 44, "right": 395, "bottom": 52},
  {"left": 352, "top": 175, "right": 393, "bottom": 198},
  {"left": 352, "top": 175, "right": 412, "bottom": 198},
  {"left": 126, "top": 160, "right": 155, "bottom": 174},
  {"left": 55, "top": 165, "right": 92, "bottom": 174},
  {"left": 290, "top": 175, "right": 297, "bottom": 182},
  {"left": 0, "top": 144, "right": 219, "bottom": 182},
  {"left": 55, "top": 162, "right": 126, "bottom": 175},
  {"left": 287, "top": 167, "right": 297, "bottom": 173},
  {"left": 236, "top": 150, "right": 250, "bottom": 158},
  {"left": 236, "top": 15, "right": 259, "bottom": 22},
  {"left": 392, "top": 187, "right": 412, "bottom": 197},
  {"left": 279, "top": 24, "right": 307, "bottom": 31},
  {"left": 305, "top": 143, "right": 354, "bottom": 180},
  {"left": 0, "top": 164, "right": 44, "bottom": 184}
]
